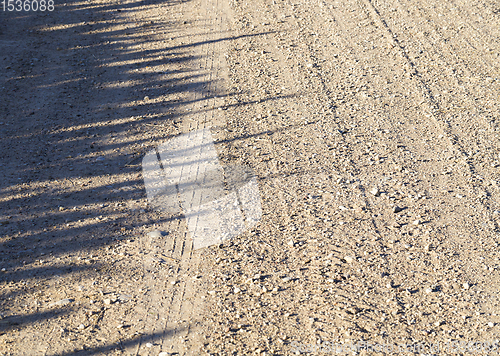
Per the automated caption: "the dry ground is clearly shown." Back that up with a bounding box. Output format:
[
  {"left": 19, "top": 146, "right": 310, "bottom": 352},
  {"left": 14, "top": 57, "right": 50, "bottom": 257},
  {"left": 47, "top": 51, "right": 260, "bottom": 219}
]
[{"left": 1, "top": 0, "right": 500, "bottom": 355}]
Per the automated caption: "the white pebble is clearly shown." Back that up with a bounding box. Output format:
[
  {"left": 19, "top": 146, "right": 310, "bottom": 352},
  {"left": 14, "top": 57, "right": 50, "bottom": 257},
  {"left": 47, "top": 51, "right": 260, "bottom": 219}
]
[
  {"left": 344, "top": 256, "right": 354, "bottom": 263},
  {"left": 48, "top": 298, "right": 74, "bottom": 307},
  {"left": 463, "top": 282, "right": 470, "bottom": 290},
  {"left": 147, "top": 230, "right": 166, "bottom": 238}
]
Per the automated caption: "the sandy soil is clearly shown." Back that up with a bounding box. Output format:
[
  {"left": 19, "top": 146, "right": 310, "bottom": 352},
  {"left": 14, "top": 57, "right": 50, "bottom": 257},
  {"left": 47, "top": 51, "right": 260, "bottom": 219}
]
[{"left": 1, "top": 0, "right": 500, "bottom": 354}]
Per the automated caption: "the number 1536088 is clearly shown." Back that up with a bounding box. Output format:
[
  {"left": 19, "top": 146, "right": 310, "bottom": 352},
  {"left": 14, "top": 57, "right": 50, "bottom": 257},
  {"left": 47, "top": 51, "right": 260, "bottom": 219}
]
[{"left": 2, "top": 0, "right": 54, "bottom": 11}]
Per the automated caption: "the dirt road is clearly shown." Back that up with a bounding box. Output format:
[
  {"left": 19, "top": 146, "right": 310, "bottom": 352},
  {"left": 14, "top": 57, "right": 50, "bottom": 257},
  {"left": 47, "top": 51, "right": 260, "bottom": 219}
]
[{"left": 1, "top": 0, "right": 500, "bottom": 354}]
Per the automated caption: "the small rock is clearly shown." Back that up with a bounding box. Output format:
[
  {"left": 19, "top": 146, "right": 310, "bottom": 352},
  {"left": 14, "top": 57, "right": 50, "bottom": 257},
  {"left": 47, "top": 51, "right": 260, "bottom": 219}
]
[
  {"left": 393, "top": 206, "right": 404, "bottom": 213},
  {"left": 488, "top": 322, "right": 495, "bottom": 327},
  {"left": 262, "top": 287, "right": 268, "bottom": 293},
  {"left": 159, "top": 353, "right": 171, "bottom": 356},
  {"left": 234, "top": 287, "right": 241, "bottom": 294},
  {"left": 412, "top": 219, "right": 421, "bottom": 225},
  {"left": 287, "top": 240, "right": 295, "bottom": 247},
  {"left": 147, "top": 230, "right": 167, "bottom": 238},
  {"left": 170, "top": 280, "right": 177, "bottom": 285},
  {"left": 78, "top": 324, "right": 85, "bottom": 330},
  {"left": 370, "top": 188, "right": 380, "bottom": 196},
  {"left": 344, "top": 256, "right": 354, "bottom": 263},
  {"left": 103, "top": 298, "right": 112, "bottom": 305},
  {"left": 463, "top": 282, "right": 470, "bottom": 290},
  {"left": 434, "top": 321, "right": 442, "bottom": 327},
  {"left": 425, "top": 288, "right": 433, "bottom": 294},
  {"left": 146, "top": 343, "right": 153, "bottom": 348},
  {"left": 48, "top": 298, "right": 74, "bottom": 307},
  {"left": 282, "top": 277, "right": 292, "bottom": 282}
]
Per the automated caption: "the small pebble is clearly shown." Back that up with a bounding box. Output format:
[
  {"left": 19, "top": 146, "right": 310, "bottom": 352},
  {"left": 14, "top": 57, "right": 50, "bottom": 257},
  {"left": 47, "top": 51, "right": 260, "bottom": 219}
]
[
  {"left": 282, "top": 277, "right": 292, "bottom": 282},
  {"left": 425, "top": 288, "right": 433, "bottom": 294},
  {"left": 147, "top": 230, "right": 166, "bottom": 238},
  {"left": 104, "top": 298, "right": 112, "bottom": 305},
  {"left": 488, "top": 322, "right": 495, "bottom": 327},
  {"left": 463, "top": 282, "right": 470, "bottom": 290},
  {"left": 287, "top": 240, "right": 295, "bottom": 247},
  {"left": 393, "top": 206, "right": 404, "bottom": 213},
  {"left": 370, "top": 188, "right": 380, "bottom": 196},
  {"left": 78, "top": 324, "right": 85, "bottom": 330},
  {"left": 234, "top": 287, "right": 241, "bottom": 294},
  {"left": 48, "top": 298, "right": 74, "bottom": 307},
  {"left": 344, "top": 256, "right": 354, "bottom": 263},
  {"left": 146, "top": 343, "right": 153, "bottom": 348}
]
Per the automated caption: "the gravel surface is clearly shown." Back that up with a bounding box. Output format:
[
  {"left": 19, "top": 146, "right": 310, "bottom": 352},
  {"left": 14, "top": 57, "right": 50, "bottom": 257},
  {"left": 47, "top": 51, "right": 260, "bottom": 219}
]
[{"left": 1, "top": 0, "right": 500, "bottom": 354}]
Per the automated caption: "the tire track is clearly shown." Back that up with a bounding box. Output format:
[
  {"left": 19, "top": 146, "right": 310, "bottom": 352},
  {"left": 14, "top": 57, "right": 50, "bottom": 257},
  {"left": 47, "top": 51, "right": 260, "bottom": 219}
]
[{"left": 133, "top": 0, "right": 233, "bottom": 354}]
